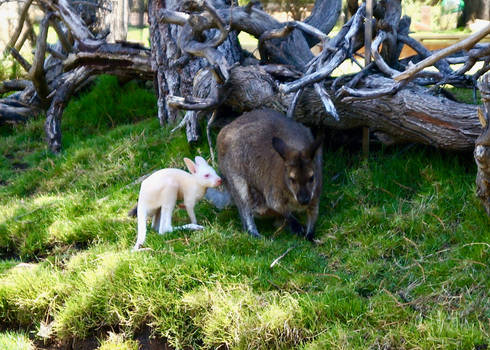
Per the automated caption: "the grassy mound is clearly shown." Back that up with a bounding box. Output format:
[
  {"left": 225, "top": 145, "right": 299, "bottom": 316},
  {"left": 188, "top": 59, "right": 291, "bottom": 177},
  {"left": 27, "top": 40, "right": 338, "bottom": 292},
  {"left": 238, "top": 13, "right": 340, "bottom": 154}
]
[{"left": 0, "top": 76, "right": 488, "bottom": 349}]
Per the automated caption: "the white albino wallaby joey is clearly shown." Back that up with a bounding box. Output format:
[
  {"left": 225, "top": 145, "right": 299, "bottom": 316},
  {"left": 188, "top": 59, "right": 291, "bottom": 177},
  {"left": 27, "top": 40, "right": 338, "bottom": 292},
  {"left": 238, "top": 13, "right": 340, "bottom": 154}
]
[
  {"left": 129, "top": 156, "right": 222, "bottom": 250},
  {"left": 217, "top": 108, "right": 323, "bottom": 240}
]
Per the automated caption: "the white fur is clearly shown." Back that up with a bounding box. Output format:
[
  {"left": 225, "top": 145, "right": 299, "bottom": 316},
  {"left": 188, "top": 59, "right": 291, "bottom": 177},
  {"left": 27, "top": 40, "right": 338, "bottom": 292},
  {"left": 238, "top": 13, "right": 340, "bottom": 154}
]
[{"left": 132, "top": 157, "right": 221, "bottom": 251}]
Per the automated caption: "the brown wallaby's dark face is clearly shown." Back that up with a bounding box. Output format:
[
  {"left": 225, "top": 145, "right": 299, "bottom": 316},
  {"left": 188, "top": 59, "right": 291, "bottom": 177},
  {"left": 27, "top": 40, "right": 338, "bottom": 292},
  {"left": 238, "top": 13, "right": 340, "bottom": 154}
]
[{"left": 272, "top": 136, "right": 323, "bottom": 206}]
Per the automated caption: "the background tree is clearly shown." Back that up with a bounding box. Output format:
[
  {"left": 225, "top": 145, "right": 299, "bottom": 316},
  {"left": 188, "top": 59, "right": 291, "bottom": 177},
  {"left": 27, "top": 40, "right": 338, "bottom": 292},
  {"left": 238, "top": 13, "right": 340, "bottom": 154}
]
[{"left": 106, "top": 0, "right": 130, "bottom": 42}]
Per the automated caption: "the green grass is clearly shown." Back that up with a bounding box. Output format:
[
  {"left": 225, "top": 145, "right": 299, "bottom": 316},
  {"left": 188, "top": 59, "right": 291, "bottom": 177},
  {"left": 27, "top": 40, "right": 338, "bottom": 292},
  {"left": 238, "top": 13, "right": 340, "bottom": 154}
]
[
  {"left": 127, "top": 26, "right": 150, "bottom": 47},
  {"left": 0, "top": 331, "right": 33, "bottom": 350},
  {"left": 0, "top": 75, "right": 489, "bottom": 349}
]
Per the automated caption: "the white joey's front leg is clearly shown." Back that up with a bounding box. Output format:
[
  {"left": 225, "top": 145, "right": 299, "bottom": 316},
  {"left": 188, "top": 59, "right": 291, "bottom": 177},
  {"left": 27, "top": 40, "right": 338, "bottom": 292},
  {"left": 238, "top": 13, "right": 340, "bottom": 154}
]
[{"left": 184, "top": 198, "right": 197, "bottom": 225}]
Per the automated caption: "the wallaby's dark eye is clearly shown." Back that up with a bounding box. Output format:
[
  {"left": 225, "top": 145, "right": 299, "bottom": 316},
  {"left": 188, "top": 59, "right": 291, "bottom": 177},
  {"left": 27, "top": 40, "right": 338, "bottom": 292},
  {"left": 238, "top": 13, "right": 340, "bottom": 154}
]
[
  {"left": 308, "top": 176, "right": 314, "bottom": 183},
  {"left": 289, "top": 177, "right": 295, "bottom": 183},
  {"left": 204, "top": 174, "right": 210, "bottom": 178}
]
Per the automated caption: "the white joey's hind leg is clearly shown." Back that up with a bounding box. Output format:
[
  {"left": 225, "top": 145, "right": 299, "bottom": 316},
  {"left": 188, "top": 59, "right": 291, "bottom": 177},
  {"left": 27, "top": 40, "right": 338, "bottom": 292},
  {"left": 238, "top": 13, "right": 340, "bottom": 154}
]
[
  {"left": 158, "top": 186, "right": 178, "bottom": 234},
  {"left": 152, "top": 207, "right": 161, "bottom": 231}
]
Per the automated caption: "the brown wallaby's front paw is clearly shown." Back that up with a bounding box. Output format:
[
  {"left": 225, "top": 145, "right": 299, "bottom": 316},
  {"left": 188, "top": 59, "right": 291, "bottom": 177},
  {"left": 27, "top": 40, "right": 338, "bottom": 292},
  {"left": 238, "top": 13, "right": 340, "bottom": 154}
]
[
  {"left": 305, "top": 231, "right": 315, "bottom": 242},
  {"left": 248, "top": 229, "right": 262, "bottom": 238},
  {"left": 287, "top": 215, "right": 305, "bottom": 236}
]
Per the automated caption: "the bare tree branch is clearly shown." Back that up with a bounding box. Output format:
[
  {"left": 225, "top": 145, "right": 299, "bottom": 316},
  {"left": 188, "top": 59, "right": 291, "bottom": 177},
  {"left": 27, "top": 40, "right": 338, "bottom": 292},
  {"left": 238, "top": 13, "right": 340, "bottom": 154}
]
[
  {"left": 314, "top": 82, "right": 339, "bottom": 121},
  {"left": 397, "top": 34, "right": 453, "bottom": 75},
  {"left": 0, "top": 80, "right": 32, "bottom": 94},
  {"left": 371, "top": 31, "right": 401, "bottom": 77},
  {"left": 49, "top": 18, "right": 74, "bottom": 54},
  {"left": 7, "top": 47, "right": 31, "bottom": 72},
  {"left": 336, "top": 80, "right": 404, "bottom": 102},
  {"left": 29, "top": 14, "right": 51, "bottom": 105},
  {"left": 394, "top": 24, "right": 490, "bottom": 82},
  {"left": 49, "top": 0, "right": 105, "bottom": 50},
  {"left": 45, "top": 66, "right": 94, "bottom": 152},
  {"left": 279, "top": 4, "right": 366, "bottom": 94},
  {"left": 2, "top": 0, "right": 33, "bottom": 56},
  {"left": 455, "top": 44, "right": 490, "bottom": 75}
]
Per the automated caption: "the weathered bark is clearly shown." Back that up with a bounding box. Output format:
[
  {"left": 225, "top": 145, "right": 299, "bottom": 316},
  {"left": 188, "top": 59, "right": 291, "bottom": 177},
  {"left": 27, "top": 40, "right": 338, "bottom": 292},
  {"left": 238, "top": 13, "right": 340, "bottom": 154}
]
[{"left": 475, "top": 72, "right": 490, "bottom": 215}]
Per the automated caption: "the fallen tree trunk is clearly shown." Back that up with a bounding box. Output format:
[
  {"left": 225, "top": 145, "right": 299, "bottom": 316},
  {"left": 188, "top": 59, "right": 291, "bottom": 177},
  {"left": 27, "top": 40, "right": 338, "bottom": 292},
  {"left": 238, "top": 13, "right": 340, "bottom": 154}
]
[
  {"left": 184, "top": 66, "right": 480, "bottom": 151},
  {"left": 303, "top": 76, "right": 480, "bottom": 151}
]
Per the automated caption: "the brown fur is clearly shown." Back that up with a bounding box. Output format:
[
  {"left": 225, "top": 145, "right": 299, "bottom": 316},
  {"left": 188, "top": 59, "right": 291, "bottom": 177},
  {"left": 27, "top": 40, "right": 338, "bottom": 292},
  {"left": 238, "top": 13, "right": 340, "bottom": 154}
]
[{"left": 217, "top": 108, "right": 323, "bottom": 240}]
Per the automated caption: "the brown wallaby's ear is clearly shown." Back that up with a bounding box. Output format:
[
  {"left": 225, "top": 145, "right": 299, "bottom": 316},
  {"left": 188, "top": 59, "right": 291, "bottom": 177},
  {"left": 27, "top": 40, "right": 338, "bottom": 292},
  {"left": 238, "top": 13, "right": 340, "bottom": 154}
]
[
  {"left": 184, "top": 157, "right": 197, "bottom": 174},
  {"left": 272, "top": 137, "right": 289, "bottom": 160},
  {"left": 307, "top": 134, "right": 324, "bottom": 160}
]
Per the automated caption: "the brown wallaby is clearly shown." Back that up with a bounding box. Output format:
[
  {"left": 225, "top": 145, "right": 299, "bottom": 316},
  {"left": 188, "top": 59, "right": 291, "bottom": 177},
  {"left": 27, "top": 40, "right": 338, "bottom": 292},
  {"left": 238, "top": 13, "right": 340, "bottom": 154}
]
[{"left": 217, "top": 108, "right": 323, "bottom": 240}]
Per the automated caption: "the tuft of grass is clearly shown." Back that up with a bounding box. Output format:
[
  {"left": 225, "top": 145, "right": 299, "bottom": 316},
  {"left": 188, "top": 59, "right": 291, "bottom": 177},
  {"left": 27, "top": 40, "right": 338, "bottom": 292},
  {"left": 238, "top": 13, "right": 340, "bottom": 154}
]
[
  {"left": 98, "top": 333, "right": 139, "bottom": 350},
  {"left": 0, "top": 75, "right": 489, "bottom": 349},
  {"left": 0, "top": 331, "right": 33, "bottom": 350}
]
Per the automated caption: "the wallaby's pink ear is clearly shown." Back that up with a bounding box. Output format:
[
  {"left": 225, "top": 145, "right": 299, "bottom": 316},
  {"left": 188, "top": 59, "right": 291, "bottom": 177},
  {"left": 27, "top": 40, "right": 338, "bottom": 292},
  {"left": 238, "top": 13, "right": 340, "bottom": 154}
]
[
  {"left": 194, "top": 156, "right": 207, "bottom": 167},
  {"left": 184, "top": 157, "right": 197, "bottom": 173}
]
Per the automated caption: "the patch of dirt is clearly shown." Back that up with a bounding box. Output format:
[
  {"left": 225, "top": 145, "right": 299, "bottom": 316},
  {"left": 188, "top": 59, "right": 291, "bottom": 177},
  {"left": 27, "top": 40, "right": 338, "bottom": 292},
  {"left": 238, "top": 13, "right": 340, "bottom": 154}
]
[
  {"left": 34, "top": 327, "right": 172, "bottom": 350},
  {"left": 135, "top": 326, "right": 173, "bottom": 350},
  {"left": 474, "top": 344, "right": 488, "bottom": 350},
  {"left": 12, "top": 161, "right": 29, "bottom": 170}
]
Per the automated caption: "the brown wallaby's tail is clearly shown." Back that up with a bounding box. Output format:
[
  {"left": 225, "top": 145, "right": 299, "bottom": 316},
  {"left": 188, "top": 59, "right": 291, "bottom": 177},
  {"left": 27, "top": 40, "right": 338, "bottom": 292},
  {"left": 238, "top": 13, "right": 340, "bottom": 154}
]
[{"left": 128, "top": 205, "right": 137, "bottom": 217}]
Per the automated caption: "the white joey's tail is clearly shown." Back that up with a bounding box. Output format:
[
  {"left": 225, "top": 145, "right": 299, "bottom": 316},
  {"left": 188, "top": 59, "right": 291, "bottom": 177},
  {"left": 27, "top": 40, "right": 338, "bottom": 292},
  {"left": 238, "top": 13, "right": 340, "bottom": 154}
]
[
  {"left": 133, "top": 204, "right": 148, "bottom": 251},
  {"left": 128, "top": 205, "right": 137, "bottom": 217}
]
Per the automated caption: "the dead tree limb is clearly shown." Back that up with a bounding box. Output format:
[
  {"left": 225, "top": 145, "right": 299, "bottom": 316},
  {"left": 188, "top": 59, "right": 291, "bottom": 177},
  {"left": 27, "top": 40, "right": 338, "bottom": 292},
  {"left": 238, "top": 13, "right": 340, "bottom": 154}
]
[
  {"left": 394, "top": 24, "right": 490, "bottom": 82},
  {"left": 2, "top": 0, "right": 34, "bottom": 56},
  {"left": 45, "top": 67, "right": 94, "bottom": 152},
  {"left": 0, "top": 80, "right": 32, "bottom": 94},
  {"left": 30, "top": 14, "right": 52, "bottom": 106},
  {"left": 0, "top": 0, "right": 153, "bottom": 151},
  {"left": 8, "top": 47, "right": 32, "bottom": 72},
  {"left": 279, "top": 4, "right": 366, "bottom": 94},
  {"left": 1, "top": 0, "right": 489, "bottom": 157}
]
